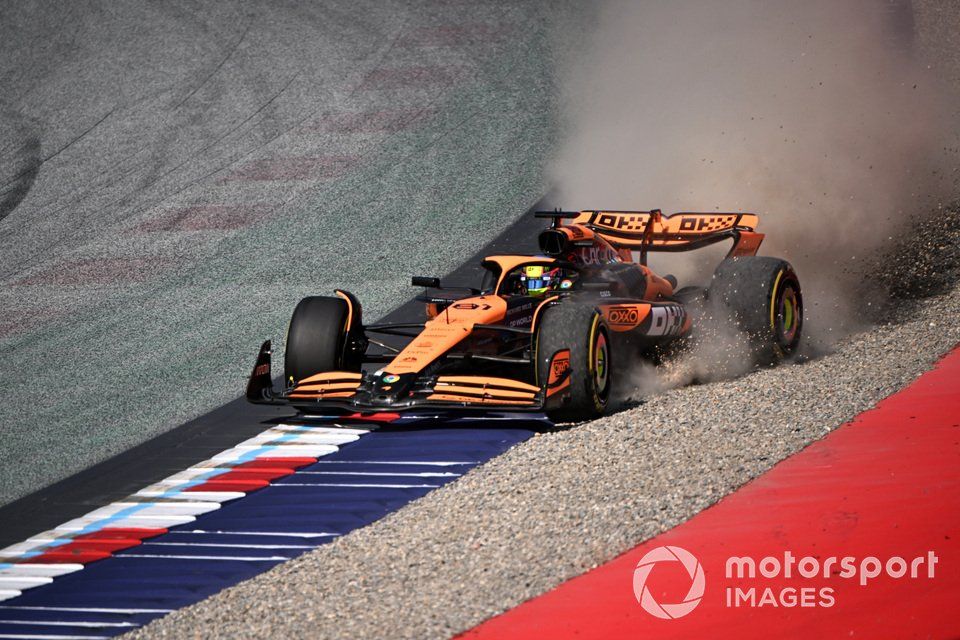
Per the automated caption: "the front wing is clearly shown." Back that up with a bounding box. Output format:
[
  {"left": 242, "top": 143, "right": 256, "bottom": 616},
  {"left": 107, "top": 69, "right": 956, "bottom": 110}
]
[{"left": 245, "top": 341, "right": 568, "bottom": 414}]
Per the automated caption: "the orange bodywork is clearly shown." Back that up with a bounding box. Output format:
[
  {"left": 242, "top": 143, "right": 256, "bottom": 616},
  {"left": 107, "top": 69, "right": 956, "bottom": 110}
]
[
  {"left": 427, "top": 375, "right": 539, "bottom": 406},
  {"left": 334, "top": 289, "right": 354, "bottom": 331},
  {"left": 729, "top": 230, "right": 765, "bottom": 257},
  {"left": 289, "top": 371, "right": 362, "bottom": 400},
  {"left": 384, "top": 295, "right": 508, "bottom": 375}
]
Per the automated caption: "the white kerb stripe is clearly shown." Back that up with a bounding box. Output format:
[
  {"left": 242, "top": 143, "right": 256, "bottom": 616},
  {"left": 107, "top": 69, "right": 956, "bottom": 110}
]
[
  {"left": 310, "top": 460, "right": 475, "bottom": 466},
  {"left": 0, "top": 577, "right": 53, "bottom": 590},
  {"left": 236, "top": 432, "right": 359, "bottom": 446},
  {"left": 276, "top": 483, "right": 440, "bottom": 489},
  {"left": 274, "top": 424, "right": 370, "bottom": 435},
  {"left": 54, "top": 514, "right": 196, "bottom": 532},
  {"left": 297, "top": 471, "right": 459, "bottom": 477},
  {"left": 0, "top": 635, "right": 109, "bottom": 640},
  {"left": 120, "top": 554, "right": 288, "bottom": 562},
  {"left": 0, "top": 565, "right": 83, "bottom": 578},
  {"left": 0, "top": 606, "right": 173, "bottom": 614},
  {"left": 211, "top": 444, "right": 337, "bottom": 462},
  {"left": 143, "top": 542, "right": 314, "bottom": 550},
  {"left": 80, "top": 502, "right": 219, "bottom": 519},
  {"left": 134, "top": 491, "right": 245, "bottom": 503},
  {"left": 179, "top": 530, "right": 337, "bottom": 538}
]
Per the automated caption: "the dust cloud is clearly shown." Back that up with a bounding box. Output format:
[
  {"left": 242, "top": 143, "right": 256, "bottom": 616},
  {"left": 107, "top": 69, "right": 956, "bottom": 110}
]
[{"left": 552, "top": 0, "right": 953, "bottom": 350}]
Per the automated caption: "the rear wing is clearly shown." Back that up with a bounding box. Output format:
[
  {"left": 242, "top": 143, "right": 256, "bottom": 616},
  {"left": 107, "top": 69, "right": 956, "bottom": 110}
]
[{"left": 543, "top": 209, "right": 764, "bottom": 261}]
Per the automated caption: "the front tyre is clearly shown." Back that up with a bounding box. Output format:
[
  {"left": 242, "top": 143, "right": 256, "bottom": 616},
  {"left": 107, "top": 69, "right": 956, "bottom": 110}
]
[
  {"left": 536, "top": 303, "right": 612, "bottom": 422},
  {"left": 708, "top": 256, "right": 803, "bottom": 364},
  {"left": 284, "top": 296, "right": 355, "bottom": 385}
]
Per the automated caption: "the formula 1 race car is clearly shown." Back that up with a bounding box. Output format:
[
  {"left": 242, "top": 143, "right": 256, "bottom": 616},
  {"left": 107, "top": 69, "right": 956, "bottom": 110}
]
[{"left": 246, "top": 209, "right": 802, "bottom": 421}]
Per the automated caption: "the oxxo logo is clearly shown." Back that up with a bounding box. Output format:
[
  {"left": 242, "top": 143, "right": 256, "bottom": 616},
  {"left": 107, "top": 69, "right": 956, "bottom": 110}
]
[
  {"left": 552, "top": 357, "right": 569, "bottom": 378},
  {"left": 550, "top": 352, "right": 570, "bottom": 380},
  {"left": 608, "top": 306, "right": 640, "bottom": 326},
  {"left": 633, "top": 546, "right": 705, "bottom": 619}
]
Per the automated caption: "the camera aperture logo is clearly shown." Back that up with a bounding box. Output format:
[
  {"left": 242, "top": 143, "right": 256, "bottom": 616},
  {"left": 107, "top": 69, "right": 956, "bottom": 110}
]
[{"left": 632, "top": 546, "right": 705, "bottom": 619}]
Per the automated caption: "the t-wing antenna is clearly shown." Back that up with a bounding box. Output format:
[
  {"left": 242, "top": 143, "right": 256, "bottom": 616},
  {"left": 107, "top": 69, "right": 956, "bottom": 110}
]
[{"left": 534, "top": 209, "right": 580, "bottom": 229}]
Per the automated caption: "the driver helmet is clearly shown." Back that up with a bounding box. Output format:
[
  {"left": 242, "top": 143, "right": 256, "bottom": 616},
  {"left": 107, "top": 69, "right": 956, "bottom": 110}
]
[{"left": 522, "top": 265, "right": 563, "bottom": 296}]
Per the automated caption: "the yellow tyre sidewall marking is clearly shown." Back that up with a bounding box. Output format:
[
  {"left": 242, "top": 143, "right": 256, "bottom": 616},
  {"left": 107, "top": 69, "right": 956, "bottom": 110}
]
[
  {"left": 588, "top": 314, "right": 605, "bottom": 411},
  {"left": 770, "top": 269, "right": 785, "bottom": 333}
]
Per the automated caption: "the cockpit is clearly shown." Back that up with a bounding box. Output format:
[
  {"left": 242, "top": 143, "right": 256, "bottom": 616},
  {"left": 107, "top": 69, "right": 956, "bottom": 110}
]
[{"left": 480, "top": 257, "right": 580, "bottom": 297}]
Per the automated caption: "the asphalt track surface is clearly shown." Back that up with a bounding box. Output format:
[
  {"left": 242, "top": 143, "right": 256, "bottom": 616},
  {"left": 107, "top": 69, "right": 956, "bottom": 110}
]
[
  {"left": 1, "top": 0, "right": 959, "bottom": 638},
  {"left": 0, "top": 0, "right": 565, "bottom": 508},
  {"left": 0, "top": 200, "right": 548, "bottom": 549}
]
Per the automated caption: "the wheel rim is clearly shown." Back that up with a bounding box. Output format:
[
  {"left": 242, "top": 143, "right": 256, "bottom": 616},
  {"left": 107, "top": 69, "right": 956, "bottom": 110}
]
[
  {"left": 593, "top": 328, "right": 610, "bottom": 400},
  {"left": 778, "top": 284, "right": 800, "bottom": 344}
]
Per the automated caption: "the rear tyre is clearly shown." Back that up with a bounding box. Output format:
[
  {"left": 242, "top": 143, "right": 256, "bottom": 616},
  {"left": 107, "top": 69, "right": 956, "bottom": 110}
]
[
  {"left": 536, "top": 304, "right": 612, "bottom": 422},
  {"left": 284, "top": 296, "right": 353, "bottom": 385},
  {"left": 708, "top": 256, "right": 803, "bottom": 364}
]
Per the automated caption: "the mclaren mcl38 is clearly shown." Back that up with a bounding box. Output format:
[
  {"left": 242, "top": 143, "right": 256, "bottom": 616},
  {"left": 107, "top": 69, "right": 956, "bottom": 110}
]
[{"left": 246, "top": 209, "right": 802, "bottom": 421}]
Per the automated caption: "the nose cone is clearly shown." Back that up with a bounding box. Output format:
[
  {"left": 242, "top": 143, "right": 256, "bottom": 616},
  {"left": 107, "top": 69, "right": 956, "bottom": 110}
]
[{"left": 365, "top": 371, "right": 416, "bottom": 406}]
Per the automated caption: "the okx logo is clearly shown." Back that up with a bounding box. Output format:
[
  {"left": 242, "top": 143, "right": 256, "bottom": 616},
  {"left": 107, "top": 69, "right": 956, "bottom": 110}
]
[{"left": 633, "top": 546, "right": 705, "bottom": 619}]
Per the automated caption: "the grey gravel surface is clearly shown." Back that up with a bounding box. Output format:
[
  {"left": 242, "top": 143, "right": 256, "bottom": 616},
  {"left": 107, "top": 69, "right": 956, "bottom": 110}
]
[{"left": 0, "top": 0, "right": 568, "bottom": 506}]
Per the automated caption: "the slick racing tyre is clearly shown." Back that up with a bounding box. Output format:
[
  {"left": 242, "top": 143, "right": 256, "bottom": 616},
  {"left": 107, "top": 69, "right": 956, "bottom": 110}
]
[
  {"left": 536, "top": 303, "right": 612, "bottom": 422},
  {"left": 708, "top": 256, "right": 803, "bottom": 364},
  {"left": 284, "top": 296, "right": 355, "bottom": 385}
]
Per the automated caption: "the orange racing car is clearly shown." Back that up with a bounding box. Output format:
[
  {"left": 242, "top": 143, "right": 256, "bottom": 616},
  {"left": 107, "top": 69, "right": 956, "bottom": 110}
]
[{"left": 246, "top": 210, "right": 802, "bottom": 421}]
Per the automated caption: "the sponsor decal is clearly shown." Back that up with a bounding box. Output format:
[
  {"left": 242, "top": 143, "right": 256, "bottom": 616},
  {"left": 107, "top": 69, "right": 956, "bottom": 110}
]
[
  {"left": 648, "top": 305, "right": 685, "bottom": 336},
  {"left": 506, "top": 301, "right": 534, "bottom": 327},
  {"left": 607, "top": 306, "right": 641, "bottom": 327},
  {"left": 254, "top": 363, "right": 270, "bottom": 377},
  {"left": 454, "top": 302, "right": 492, "bottom": 310},
  {"left": 401, "top": 356, "right": 418, "bottom": 362},
  {"left": 507, "top": 302, "right": 533, "bottom": 316},
  {"left": 678, "top": 215, "right": 736, "bottom": 232},
  {"left": 680, "top": 216, "right": 711, "bottom": 231},
  {"left": 382, "top": 374, "right": 400, "bottom": 383},
  {"left": 552, "top": 357, "right": 570, "bottom": 379},
  {"left": 596, "top": 213, "right": 648, "bottom": 232},
  {"left": 577, "top": 245, "right": 620, "bottom": 265},
  {"left": 548, "top": 350, "right": 571, "bottom": 386}
]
